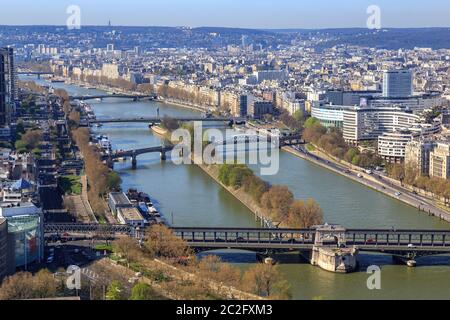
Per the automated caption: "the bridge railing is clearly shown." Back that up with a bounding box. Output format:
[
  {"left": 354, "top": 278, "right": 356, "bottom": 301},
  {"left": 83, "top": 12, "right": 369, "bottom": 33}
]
[
  {"left": 172, "top": 227, "right": 316, "bottom": 245},
  {"left": 44, "top": 223, "right": 133, "bottom": 235},
  {"left": 345, "top": 230, "right": 450, "bottom": 248}
]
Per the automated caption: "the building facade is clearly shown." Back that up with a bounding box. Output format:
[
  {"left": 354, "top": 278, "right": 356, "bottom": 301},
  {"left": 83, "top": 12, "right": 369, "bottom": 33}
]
[
  {"left": 0, "top": 47, "right": 16, "bottom": 127},
  {"left": 311, "top": 102, "right": 347, "bottom": 128},
  {"left": 249, "top": 101, "right": 273, "bottom": 119},
  {"left": 429, "top": 142, "right": 450, "bottom": 179},
  {"left": 378, "top": 130, "right": 415, "bottom": 163},
  {"left": 343, "top": 107, "right": 420, "bottom": 144},
  {"left": 405, "top": 139, "right": 437, "bottom": 176},
  {"left": 383, "top": 69, "right": 413, "bottom": 98},
  {"left": 0, "top": 203, "right": 44, "bottom": 270},
  {"left": 0, "top": 218, "right": 7, "bottom": 282}
]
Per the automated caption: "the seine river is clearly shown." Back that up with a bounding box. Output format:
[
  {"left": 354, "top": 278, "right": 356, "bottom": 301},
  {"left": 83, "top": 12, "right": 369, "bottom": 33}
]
[{"left": 27, "top": 77, "right": 450, "bottom": 299}]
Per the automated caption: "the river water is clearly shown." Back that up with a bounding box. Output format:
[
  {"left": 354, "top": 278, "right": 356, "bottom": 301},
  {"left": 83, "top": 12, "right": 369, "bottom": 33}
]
[{"left": 28, "top": 77, "right": 450, "bottom": 299}]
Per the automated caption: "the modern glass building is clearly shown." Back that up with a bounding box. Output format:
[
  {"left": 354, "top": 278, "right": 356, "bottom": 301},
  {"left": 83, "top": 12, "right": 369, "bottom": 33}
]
[
  {"left": 382, "top": 69, "right": 413, "bottom": 98},
  {"left": 6, "top": 214, "right": 43, "bottom": 269},
  {"left": 0, "top": 218, "right": 7, "bottom": 281}
]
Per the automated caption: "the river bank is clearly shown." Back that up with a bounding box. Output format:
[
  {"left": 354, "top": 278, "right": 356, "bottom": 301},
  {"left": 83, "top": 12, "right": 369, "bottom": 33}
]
[
  {"left": 22, "top": 74, "right": 450, "bottom": 300},
  {"left": 196, "top": 163, "right": 277, "bottom": 228},
  {"left": 283, "top": 146, "right": 450, "bottom": 223},
  {"left": 63, "top": 78, "right": 211, "bottom": 114}
]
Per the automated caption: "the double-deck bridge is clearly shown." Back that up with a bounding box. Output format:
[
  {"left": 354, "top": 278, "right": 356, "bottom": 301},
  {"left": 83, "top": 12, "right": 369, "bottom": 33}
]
[
  {"left": 44, "top": 223, "right": 450, "bottom": 258},
  {"left": 172, "top": 227, "right": 450, "bottom": 257}
]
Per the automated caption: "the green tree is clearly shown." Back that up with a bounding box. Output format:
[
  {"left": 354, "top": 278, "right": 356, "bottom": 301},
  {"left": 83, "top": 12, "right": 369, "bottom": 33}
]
[
  {"left": 129, "top": 283, "right": 155, "bottom": 300},
  {"left": 107, "top": 171, "right": 122, "bottom": 191},
  {"left": 106, "top": 281, "right": 124, "bottom": 300},
  {"left": 229, "top": 166, "right": 253, "bottom": 188},
  {"left": 344, "top": 148, "right": 359, "bottom": 163},
  {"left": 15, "top": 140, "right": 27, "bottom": 153},
  {"left": 304, "top": 117, "right": 320, "bottom": 129}
]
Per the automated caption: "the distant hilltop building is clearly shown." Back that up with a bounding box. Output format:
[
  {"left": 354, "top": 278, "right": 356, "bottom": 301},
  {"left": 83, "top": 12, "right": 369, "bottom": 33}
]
[{"left": 383, "top": 69, "right": 413, "bottom": 98}]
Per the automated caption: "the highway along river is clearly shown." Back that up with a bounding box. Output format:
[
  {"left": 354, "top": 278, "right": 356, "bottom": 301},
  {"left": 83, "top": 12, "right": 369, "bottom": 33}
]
[{"left": 29, "top": 77, "right": 450, "bottom": 299}]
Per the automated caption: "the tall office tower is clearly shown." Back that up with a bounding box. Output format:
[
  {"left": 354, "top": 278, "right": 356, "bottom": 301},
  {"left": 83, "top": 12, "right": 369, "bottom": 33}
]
[
  {"left": 0, "top": 47, "right": 16, "bottom": 126},
  {"left": 382, "top": 69, "right": 413, "bottom": 98}
]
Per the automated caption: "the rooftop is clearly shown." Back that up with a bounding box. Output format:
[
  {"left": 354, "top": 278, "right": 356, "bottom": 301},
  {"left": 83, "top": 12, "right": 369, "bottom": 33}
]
[{"left": 118, "top": 207, "right": 144, "bottom": 222}]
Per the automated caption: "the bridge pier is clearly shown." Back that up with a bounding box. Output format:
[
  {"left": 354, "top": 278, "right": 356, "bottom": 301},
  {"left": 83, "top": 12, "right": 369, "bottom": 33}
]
[
  {"left": 393, "top": 255, "right": 417, "bottom": 267},
  {"left": 309, "top": 246, "right": 359, "bottom": 273},
  {"left": 160, "top": 151, "right": 167, "bottom": 161},
  {"left": 132, "top": 154, "right": 137, "bottom": 169},
  {"left": 308, "top": 225, "right": 359, "bottom": 273}
]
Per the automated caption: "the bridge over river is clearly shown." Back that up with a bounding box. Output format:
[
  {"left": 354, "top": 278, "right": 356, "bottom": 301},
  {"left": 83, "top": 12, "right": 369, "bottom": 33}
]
[
  {"left": 102, "top": 133, "right": 304, "bottom": 169},
  {"left": 44, "top": 223, "right": 450, "bottom": 272},
  {"left": 70, "top": 94, "right": 156, "bottom": 101},
  {"left": 90, "top": 116, "right": 242, "bottom": 124}
]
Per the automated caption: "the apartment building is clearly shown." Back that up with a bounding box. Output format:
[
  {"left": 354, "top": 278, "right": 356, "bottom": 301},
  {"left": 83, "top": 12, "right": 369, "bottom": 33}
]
[
  {"left": 405, "top": 139, "right": 437, "bottom": 175},
  {"left": 429, "top": 142, "right": 450, "bottom": 179}
]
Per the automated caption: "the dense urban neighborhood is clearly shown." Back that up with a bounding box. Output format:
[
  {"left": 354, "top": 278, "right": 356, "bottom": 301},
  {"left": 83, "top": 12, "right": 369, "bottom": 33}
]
[{"left": 0, "top": 21, "right": 450, "bottom": 301}]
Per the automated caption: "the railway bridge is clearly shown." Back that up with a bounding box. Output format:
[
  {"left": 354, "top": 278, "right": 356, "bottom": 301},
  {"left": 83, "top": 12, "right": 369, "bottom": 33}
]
[{"left": 44, "top": 223, "right": 450, "bottom": 272}]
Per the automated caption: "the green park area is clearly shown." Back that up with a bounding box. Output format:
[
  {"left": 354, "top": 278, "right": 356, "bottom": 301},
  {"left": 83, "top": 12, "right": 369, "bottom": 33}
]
[{"left": 59, "top": 176, "right": 82, "bottom": 195}]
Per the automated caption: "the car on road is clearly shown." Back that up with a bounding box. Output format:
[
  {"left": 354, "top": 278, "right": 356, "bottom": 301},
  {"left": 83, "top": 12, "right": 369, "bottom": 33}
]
[
  {"left": 395, "top": 192, "right": 402, "bottom": 197},
  {"left": 407, "top": 244, "right": 416, "bottom": 248}
]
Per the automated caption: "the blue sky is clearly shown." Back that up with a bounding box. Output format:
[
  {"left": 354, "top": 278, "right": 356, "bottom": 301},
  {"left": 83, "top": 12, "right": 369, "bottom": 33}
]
[{"left": 1, "top": 0, "right": 449, "bottom": 28}]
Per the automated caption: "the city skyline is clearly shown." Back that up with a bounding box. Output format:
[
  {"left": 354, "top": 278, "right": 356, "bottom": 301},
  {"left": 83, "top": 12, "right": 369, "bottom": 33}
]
[{"left": 1, "top": 0, "right": 450, "bottom": 29}]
